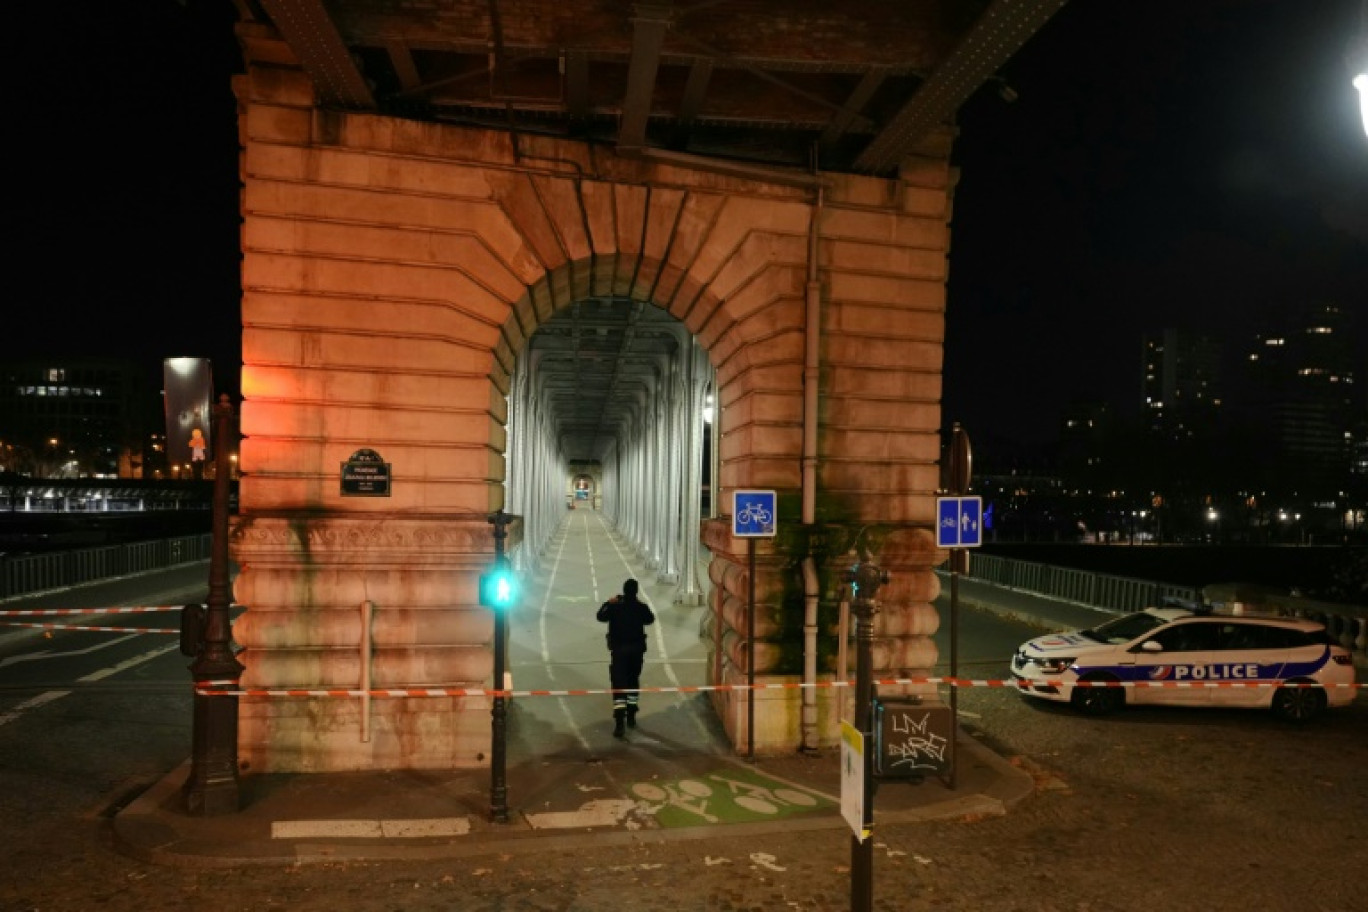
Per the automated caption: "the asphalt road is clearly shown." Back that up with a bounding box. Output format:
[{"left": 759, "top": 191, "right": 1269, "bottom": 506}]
[{"left": 1, "top": 548, "right": 1364, "bottom": 912}]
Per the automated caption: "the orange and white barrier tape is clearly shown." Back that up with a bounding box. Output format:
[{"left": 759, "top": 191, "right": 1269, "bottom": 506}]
[
  {"left": 1, "top": 620, "right": 178, "bottom": 634},
  {"left": 0, "top": 605, "right": 223, "bottom": 634},
  {"left": 194, "top": 676, "right": 1363, "bottom": 698},
  {"left": 0, "top": 606, "right": 185, "bottom": 616}
]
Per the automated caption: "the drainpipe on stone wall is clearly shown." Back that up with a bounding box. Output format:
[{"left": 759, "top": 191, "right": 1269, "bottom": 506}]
[
  {"left": 800, "top": 185, "right": 824, "bottom": 752},
  {"left": 360, "top": 599, "right": 373, "bottom": 743}
]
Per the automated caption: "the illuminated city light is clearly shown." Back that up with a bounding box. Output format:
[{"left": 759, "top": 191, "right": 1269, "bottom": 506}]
[{"left": 1355, "top": 73, "right": 1368, "bottom": 137}]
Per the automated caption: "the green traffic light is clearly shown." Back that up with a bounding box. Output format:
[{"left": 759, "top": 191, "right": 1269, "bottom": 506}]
[{"left": 480, "top": 565, "right": 519, "bottom": 609}]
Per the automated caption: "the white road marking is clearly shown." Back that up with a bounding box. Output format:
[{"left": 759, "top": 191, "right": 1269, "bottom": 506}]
[
  {"left": 271, "top": 818, "right": 471, "bottom": 839},
  {"left": 523, "top": 798, "right": 638, "bottom": 830},
  {"left": 531, "top": 514, "right": 592, "bottom": 752},
  {"left": 0, "top": 691, "right": 71, "bottom": 727},
  {"left": 0, "top": 633, "right": 141, "bottom": 669},
  {"left": 0, "top": 642, "right": 179, "bottom": 727},
  {"left": 538, "top": 525, "right": 572, "bottom": 667},
  {"left": 750, "top": 852, "right": 786, "bottom": 872},
  {"left": 585, "top": 511, "right": 600, "bottom": 604},
  {"left": 79, "top": 644, "right": 179, "bottom": 682}
]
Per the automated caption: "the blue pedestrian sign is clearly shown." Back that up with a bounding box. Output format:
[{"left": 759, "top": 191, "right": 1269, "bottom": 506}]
[
  {"left": 733, "top": 490, "right": 777, "bottom": 538},
  {"left": 936, "top": 496, "right": 983, "bottom": 548}
]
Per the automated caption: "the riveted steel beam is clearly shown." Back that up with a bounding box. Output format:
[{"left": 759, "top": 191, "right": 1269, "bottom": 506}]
[
  {"left": 618, "top": 3, "right": 674, "bottom": 150},
  {"left": 854, "top": 0, "right": 1067, "bottom": 173},
  {"left": 259, "top": 0, "right": 375, "bottom": 109}
]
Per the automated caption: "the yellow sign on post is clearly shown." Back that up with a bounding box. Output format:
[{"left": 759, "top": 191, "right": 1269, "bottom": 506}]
[{"left": 840, "top": 720, "right": 869, "bottom": 842}]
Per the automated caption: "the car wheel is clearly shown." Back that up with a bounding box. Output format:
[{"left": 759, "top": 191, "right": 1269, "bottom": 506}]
[
  {"left": 1271, "top": 681, "right": 1327, "bottom": 723},
  {"left": 1070, "top": 674, "right": 1125, "bottom": 715}
]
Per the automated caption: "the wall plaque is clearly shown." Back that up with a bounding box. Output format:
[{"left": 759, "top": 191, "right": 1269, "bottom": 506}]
[{"left": 340, "top": 449, "right": 392, "bottom": 497}]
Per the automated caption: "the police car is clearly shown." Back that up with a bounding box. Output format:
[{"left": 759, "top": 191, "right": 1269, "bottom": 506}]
[{"left": 1010, "top": 606, "right": 1357, "bottom": 721}]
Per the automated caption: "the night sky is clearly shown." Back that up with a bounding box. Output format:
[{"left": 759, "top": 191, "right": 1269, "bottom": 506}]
[
  {"left": 945, "top": 0, "right": 1368, "bottom": 448},
  {"left": 10, "top": 1, "right": 243, "bottom": 395},
  {"left": 7, "top": 0, "right": 1366, "bottom": 449}
]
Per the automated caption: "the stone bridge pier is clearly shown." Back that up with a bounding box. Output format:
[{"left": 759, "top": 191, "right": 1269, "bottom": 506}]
[{"left": 228, "top": 33, "right": 954, "bottom": 772}]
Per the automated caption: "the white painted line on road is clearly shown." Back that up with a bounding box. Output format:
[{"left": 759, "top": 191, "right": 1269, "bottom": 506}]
[
  {"left": 538, "top": 517, "right": 573, "bottom": 667},
  {"left": 0, "top": 633, "right": 141, "bottom": 669},
  {"left": 585, "top": 511, "right": 600, "bottom": 604},
  {"left": 0, "top": 642, "right": 179, "bottom": 727},
  {"left": 271, "top": 818, "right": 472, "bottom": 839},
  {"left": 544, "top": 515, "right": 592, "bottom": 751},
  {"left": 0, "top": 690, "right": 71, "bottom": 728},
  {"left": 79, "top": 644, "right": 180, "bottom": 682},
  {"left": 524, "top": 798, "right": 638, "bottom": 830}
]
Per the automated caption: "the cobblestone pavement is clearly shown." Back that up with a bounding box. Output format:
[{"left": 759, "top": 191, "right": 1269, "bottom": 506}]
[{"left": 4, "top": 686, "right": 1363, "bottom": 912}]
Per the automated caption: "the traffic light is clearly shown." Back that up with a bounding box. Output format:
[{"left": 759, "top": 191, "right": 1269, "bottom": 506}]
[{"left": 479, "top": 561, "right": 519, "bottom": 609}]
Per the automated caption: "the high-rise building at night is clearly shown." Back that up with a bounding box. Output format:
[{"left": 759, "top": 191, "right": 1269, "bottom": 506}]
[
  {"left": 1141, "top": 329, "right": 1223, "bottom": 441},
  {"left": 0, "top": 359, "right": 155, "bottom": 478},
  {"left": 1058, "top": 399, "right": 1112, "bottom": 483},
  {"left": 1242, "top": 302, "right": 1358, "bottom": 497}
]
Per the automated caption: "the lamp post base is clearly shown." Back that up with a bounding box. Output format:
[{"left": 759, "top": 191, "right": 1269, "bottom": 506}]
[
  {"left": 184, "top": 773, "right": 241, "bottom": 817},
  {"left": 184, "top": 685, "right": 241, "bottom": 816}
]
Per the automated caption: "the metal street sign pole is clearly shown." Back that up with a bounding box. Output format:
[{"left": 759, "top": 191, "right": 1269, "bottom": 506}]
[
  {"left": 747, "top": 538, "right": 756, "bottom": 760},
  {"left": 731, "top": 490, "right": 776, "bottom": 761},
  {"left": 946, "top": 424, "right": 972, "bottom": 790}
]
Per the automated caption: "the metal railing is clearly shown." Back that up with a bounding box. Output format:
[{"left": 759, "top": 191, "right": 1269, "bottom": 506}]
[
  {"left": 965, "top": 552, "right": 1199, "bottom": 612},
  {"left": 0, "top": 534, "right": 211, "bottom": 601},
  {"left": 959, "top": 552, "right": 1368, "bottom": 665}
]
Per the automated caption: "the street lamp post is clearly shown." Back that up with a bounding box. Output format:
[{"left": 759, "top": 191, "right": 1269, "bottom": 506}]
[
  {"left": 846, "top": 554, "right": 889, "bottom": 912},
  {"left": 185, "top": 394, "right": 243, "bottom": 815}
]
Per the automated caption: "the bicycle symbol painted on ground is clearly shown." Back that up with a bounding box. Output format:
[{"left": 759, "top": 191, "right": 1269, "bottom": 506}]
[{"left": 629, "top": 769, "right": 829, "bottom": 827}]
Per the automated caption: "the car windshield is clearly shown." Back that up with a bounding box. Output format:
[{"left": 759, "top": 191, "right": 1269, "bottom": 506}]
[{"left": 1078, "top": 611, "right": 1172, "bottom": 645}]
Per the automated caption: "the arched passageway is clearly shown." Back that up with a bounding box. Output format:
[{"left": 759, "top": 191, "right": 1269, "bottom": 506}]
[
  {"left": 507, "top": 297, "right": 713, "bottom": 605},
  {"left": 228, "top": 35, "right": 953, "bottom": 772},
  {"left": 497, "top": 297, "right": 717, "bottom": 752}
]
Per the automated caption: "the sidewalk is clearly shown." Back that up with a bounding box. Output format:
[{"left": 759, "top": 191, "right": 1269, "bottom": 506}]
[
  {"left": 113, "top": 569, "right": 1087, "bottom": 869},
  {"left": 113, "top": 722, "right": 1033, "bottom": 867}
]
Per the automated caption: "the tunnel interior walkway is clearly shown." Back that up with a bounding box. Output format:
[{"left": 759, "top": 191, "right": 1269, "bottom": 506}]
[
  {"left": 505, "top": 508, "right": 726, "bottom": 762},
  {"left": 504, "top": 296, "right": 715, "bottom": 614}
]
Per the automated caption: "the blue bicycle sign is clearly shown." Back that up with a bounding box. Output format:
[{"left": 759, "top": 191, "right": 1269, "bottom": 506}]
[{"left": 733, "top": 490, "right": 778, "bottom": 538}]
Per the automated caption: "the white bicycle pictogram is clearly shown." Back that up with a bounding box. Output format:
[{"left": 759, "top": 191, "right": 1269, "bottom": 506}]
[
  {"left": 631, "top": 774, "right": 819, "bottom": 821},
  {"left": 707, "top": 773, "right": 818, "bottom": 815},
  {"left": 631, "top": 779, "right": 718, "bottom": 822},
  {"left": 737, "top": 503, "right": 773, "bottom": 526}
]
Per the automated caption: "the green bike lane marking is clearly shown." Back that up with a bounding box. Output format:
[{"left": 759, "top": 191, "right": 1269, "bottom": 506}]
[{"left": 630, "top": 767, "right": 834, "bottom": 828}]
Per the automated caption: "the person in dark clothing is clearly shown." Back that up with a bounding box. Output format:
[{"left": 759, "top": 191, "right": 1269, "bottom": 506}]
[{"left": 596, "top": 578, "right": 655, "bottom": 738}]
